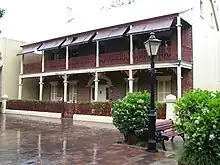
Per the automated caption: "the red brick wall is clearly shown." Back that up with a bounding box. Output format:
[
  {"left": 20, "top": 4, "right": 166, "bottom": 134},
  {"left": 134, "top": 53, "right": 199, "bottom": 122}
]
[
  {"left": 182, "top": 69, "right": 193, "bottom": 94},
  {"left": 182, "top": 27, "right": 192, "bottom": 49},
  {"left": 130, "top": 69, "right": 177, "bottom": 98},
  {"left": 107, "top": 72, "right": 126, "bottom": 100},
  {"left": 41, "top": 69, "right": 191, "bottom": 102},
  {"left": 181, "top": 27, "right": 193, "bottom": 62},
  {"left": 69, "top": 74, "right": 90, "bottom": 102}
]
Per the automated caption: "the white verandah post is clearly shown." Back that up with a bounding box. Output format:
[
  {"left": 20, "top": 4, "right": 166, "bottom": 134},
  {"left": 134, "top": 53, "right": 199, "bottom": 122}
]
[{"left": 177, "top": 16, "right": 182, "bottom": 99}]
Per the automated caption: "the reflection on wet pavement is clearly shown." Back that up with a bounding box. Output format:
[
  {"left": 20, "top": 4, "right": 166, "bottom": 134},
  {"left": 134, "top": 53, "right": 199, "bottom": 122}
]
[{"left": 0, "top": 114, "right": 181, "bottom": 165}]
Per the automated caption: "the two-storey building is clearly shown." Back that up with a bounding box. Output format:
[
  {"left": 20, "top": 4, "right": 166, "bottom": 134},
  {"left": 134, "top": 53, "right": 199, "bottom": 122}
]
[
  {"left": 18, "top": 13, "right": 192, "bottom": 102},
  {"left": 17, "top": 0, "right": 220, "bottom": 103}
]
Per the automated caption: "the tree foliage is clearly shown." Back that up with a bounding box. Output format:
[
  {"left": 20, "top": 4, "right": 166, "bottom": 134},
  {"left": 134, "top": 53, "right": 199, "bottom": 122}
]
[
  {"left": 0, "top": 8, "right": 5, "bottom": 18},
  {"left": 112, "top": 91, "right": 152, "bottom": 137},
  {"left": 175, "top": 89, "right": 220, "bottom": 165}
]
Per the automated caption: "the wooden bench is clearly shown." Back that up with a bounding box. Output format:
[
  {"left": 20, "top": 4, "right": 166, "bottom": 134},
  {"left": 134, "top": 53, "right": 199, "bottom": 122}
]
[{"left": 155, "top": 119, "right": 184, "bottom": 150}]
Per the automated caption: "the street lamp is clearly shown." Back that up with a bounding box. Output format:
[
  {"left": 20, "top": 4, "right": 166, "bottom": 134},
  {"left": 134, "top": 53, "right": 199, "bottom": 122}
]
[{"left": 144, "top": 32, "right": 161, "bottom": 152}]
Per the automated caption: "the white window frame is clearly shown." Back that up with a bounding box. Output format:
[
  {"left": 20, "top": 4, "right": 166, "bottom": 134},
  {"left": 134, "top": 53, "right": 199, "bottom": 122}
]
[
  {"left": 68, "top": 80, "right": 78, "bottom": 103},
  {"left": 53, "top": 53, "right": 59, "bottom": 61},
  {"left": 124, "top": 77, "right": 139, "bottom": 95},
  {"left": 200, "top": 0, "right": 204, "bottom": 17},
  {"left": 210, "top": 12, "right": 214, "bottom": 28},
  {"left": 90, "top": 84, "right": 109, "bottom": 102},
  {"left": 156, "top": 76, "right": 171, "bottom": 102},
  {"left": 50, "top": 81, "right": 58, "bottom": 101}
]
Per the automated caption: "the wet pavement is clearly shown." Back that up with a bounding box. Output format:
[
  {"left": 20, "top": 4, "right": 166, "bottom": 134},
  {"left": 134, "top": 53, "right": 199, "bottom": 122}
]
[{"left": 0, "top": 114, "right": 181, "bottom": 165}]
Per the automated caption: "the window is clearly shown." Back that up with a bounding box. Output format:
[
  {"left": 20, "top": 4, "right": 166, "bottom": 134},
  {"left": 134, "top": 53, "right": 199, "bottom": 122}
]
[
  {"left": 91, "top": 87, "right": 95, "bottom": 101},
  {"left": 211, "top": 13, "right": 214, "bottom": 27},
  {"left": 50, "top": 82, "right": 58, "bottom": 101},
  {"left": 69, "top": 81, "right": 78, "bottom": 103},
  {"left": 157, "top": 76, "right": 171, "bottom": 102},
  {"left": 106, "top": 87, "right": 110, "bottom": 100},
  {"left": 52, "top": 53, "right": 59, "bottom": 60},
  {"left": 99, "top": 42, "right": 106, "bottom": 54},
  {"left": 200, "top": 0, "right": 204, "bottom": 17}
]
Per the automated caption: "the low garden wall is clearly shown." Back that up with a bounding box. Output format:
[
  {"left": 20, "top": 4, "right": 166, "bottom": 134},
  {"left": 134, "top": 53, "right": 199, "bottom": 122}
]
[
  {"left": 6, "top": 100, "right": 112, "bottom": 118},
  {"left": 7, "top": 100, "right": 63, "bottom": 113},
  {"left": 6, "top": 100, "right": 166, "bottom": 119}
]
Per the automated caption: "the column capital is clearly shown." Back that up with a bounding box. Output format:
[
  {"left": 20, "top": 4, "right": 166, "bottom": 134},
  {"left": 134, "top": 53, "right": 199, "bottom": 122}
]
[
  {"left": 62, "top": 74, "right": 69, "bottom": 80},
  {"left": 63, "top": 80, "right": 68, "bottom": 84},
  {"left": 176, "top": 23, "right": 182, "bottom": 27},
  {"left": 128, "top": 78, "right": 134, "bottom": 81},
  {"left": 94, "top": 79, "right": 99, "bottom": 82}
]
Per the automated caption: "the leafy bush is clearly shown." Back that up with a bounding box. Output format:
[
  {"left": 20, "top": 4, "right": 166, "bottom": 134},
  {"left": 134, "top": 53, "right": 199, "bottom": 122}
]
[
  {"left": 112, "top": 91, "right": 155, "bottom": 138},
  {"left": 175, "top": 89, "right": 220, "bottom": 165}
]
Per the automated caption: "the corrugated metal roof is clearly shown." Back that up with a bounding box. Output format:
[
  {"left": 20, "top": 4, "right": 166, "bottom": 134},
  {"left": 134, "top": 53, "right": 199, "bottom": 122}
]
[
  {"left": 127, "top": 17, "right": 174, "bottom": 35},
  {"left": 21, "top": 0, "right": 192, "bottom": 48},
  {"left": 18, "top": 43, "right": 42, "bottom": 55},
  {"left": 93, "top": 26, "right": 129, "bottom": 41},
  {"left": 38, "top": 38, "right": 66, "bottom": 51},
  {"left": 64, "top": 0, "right": 192, "bottom": 35},
  {"left": 71, "top": 32, "right": 96, "bottom": 45}
]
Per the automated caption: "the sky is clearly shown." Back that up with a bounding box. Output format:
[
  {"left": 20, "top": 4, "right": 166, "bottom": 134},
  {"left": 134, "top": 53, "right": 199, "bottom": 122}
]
[
  {"left": 0, "top": 0, "right": 110, "bottom": 43},
  {"left": 0, "top": 0, "right": 218, "bottom": 44}
]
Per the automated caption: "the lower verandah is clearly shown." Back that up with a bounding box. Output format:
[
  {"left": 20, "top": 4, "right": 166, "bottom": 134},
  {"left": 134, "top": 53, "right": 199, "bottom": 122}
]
[{"left": 21, "top": 68, "right": 192, "bottom": 102}]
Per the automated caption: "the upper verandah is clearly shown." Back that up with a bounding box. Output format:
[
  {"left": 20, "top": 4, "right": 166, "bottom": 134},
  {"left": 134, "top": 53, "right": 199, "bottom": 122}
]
[{"left": 18, "top": 12, "right": 191, "bottom": 55}]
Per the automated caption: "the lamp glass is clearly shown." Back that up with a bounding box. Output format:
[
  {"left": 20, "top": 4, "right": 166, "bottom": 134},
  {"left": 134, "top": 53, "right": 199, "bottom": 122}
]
[{"left": 144, "top": 38, "right": 161, "bottom": 56}]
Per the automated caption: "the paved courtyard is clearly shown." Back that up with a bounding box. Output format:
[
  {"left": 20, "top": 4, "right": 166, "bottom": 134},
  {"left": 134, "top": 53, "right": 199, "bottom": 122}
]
[{"left": 0, "top": 114, "right": 181, "bottom": 165}]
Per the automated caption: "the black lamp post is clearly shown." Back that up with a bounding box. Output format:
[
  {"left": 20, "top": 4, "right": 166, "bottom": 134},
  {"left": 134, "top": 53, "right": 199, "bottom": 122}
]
[{"left": 144, "top": 32, "right": 161, "bottom": 152}]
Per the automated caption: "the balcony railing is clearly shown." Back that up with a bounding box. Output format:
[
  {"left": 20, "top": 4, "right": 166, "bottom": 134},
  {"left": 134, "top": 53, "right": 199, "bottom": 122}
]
[
  {"left": 99, "top": 51, "right": 130, "bottom": 67},
  {"left": 23, "top": 63, "right": 41, "bottom": 74},
  {"left": 23, "top": 45, "right": 192, "bottom": 74},
  {"left": 69, "top": 55, "right": 96, "bottom": 69},
  {"left": 45, "top": 59, "right": 66, "bottom": 72}
]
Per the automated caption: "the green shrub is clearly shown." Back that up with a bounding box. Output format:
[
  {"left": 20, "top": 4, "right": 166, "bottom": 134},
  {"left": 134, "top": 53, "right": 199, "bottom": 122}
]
[
  {"left": 112, "top": 91, "right": 155, "bottom": 138},
  {"left": 175, "top": 89, "right": 220, "bottom": 165}
]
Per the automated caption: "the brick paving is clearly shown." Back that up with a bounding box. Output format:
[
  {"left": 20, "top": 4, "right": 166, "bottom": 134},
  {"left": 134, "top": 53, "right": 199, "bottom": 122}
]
[{"left": 0, "top": 114, "right": 181, "bottom": 165}]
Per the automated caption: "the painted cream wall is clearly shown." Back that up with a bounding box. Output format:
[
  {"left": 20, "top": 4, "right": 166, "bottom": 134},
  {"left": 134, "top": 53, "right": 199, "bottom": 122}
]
[
  {"left": 188, "top": 0, "right": 220, "bottom": 91},
  {"left": 22, "top": 78, "right": 38, "bottom": 100},
  {"left": 0, "top": 38, "right": 25, "bottom": 99}
]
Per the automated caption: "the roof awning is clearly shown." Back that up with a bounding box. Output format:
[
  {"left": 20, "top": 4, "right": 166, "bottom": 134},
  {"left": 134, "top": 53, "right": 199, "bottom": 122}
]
[
  {"left": 38, "top": 38, "right": 66, "bottom": 51},
  {"left": 127, "top": 18, "right": 174, "bottom": 35},
  {"left": 17, "top": 43, "right": 42, "bottom": 55},
  {"left": 62, "top": 32, "right": 95, "bottom": 47},
  {"left": 62, "top": 36, "right": 75, "bottom": 47},
  {"left": 93, "top": 26, "right": 129, "bottom": 41},
  {"left": 71, "top": 32, "right": 96, "bottom": 45}
]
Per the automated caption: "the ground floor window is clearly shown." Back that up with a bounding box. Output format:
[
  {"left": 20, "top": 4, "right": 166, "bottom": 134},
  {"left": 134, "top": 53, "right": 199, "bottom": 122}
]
[
  {"left": 157, "top": 76, "right": 171, "bottom": 102},
  {"left": 69, "top": 81, "right": 78, "bottom": 103},
  {"left": 50, "top": 81, "right": 58, "bottom": 101}
]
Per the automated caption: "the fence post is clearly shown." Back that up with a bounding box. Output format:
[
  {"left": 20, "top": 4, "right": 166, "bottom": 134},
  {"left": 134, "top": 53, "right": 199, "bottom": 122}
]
[
  {"left": 165, "top": 94, "right": 176, "bottom": 121},
  {"left": 1, "top": 95, "right": 8, "bottom": 114},
  {"left": 61, "top": 101, "right": 64, "bottom": 118}
]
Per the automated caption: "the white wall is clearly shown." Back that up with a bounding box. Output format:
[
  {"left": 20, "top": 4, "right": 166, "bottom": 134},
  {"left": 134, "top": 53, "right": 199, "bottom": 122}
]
[
  {"left": 0, "top": 38, "right": 25, "bottom": 99},
  {"left": 191, "top": 0, "right": 220, "bottom": 90}
]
